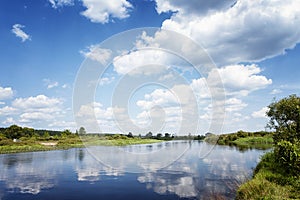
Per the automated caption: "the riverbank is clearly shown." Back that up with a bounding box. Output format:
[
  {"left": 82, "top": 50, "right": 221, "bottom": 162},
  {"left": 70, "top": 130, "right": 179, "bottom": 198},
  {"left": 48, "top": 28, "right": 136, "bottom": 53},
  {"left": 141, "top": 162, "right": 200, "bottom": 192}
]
[
  {"left": 205, "top": 131, "right": 274, "bottom": 150},
  {"left": 0, "top": 135, "right": 162, "bottom": 154},
  {"left": 236, "top": 151, "right": 300, "bottom": 199}
]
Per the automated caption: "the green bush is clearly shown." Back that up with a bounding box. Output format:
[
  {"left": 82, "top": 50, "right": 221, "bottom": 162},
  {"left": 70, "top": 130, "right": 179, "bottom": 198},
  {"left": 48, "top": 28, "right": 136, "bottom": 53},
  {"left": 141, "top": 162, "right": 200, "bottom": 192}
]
[{"left": 274, "top": 140, "right": 300, "bottom": 176}]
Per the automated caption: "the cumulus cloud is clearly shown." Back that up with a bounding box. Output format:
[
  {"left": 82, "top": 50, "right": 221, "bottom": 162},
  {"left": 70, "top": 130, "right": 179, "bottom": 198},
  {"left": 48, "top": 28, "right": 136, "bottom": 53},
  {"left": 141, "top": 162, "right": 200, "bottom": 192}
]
[
  {"left": 11, "top": 95, "right": 62, "bottom": 124},
  {"left": 76, "top": 102, "right": 120, "bottom": 132},
  {"left": 99, "top": 76, "right": 115, "bottom": 86},
  {"left": 19, "top": 112, "right": 55, "bottom": 123},
  {"left": 0, "top": 86, "right": 13, "bottom": 100},
  {"left": 43, "top": 79, "right": 59, "bottom": 89},
  {"left": 12, "top": 95, "right": 62, "bottom": 111},
  {"left": 252, "top": 107, "right": 269, "bottom": 118},
  {"left": 113, "top": 49, "right": 174, "bottom": 75},
  {"left": 0, "top": 106, "right": 18, "bottom": 116},
  {"left": 209, "top": 64, "right": 272, "bottom": 96},
  {"left": 81, "top": 0, "right": 132, "bottom": 23},
  {"left": 11, "top": 24, "right": 31, "bottom": 42},
  {"left": 155, "top": 0, "right": 236, "bottom": 16},
  {"left": 155, "top": 0, "right": 300, "bottom": 65},
  {"left": 191, "top": 64, "right": 271, "bottom": 98},
  {"left": 3, "top": 117, "right": 15, "bottom": 125},
  {"left": 225, "top": 98, "right": 247, "bottom": 112},
  {"left": 80, "top": 45, "right": 112, "bottom": 65},
  {"left": 270, "top": 89, "right": 282, "bottom": 95},
  {"left": 48, "top": 0, "right": 73, "bottom": 8},
  {"left": 0, "top": 94, "right": 67, "bottom": 128}
]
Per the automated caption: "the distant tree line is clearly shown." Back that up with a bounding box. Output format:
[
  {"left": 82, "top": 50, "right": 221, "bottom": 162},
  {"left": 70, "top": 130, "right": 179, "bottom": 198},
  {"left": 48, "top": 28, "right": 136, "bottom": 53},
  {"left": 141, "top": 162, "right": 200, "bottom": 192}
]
[{"left": 0, "top": 125, "right": 73, "bottom": 140}]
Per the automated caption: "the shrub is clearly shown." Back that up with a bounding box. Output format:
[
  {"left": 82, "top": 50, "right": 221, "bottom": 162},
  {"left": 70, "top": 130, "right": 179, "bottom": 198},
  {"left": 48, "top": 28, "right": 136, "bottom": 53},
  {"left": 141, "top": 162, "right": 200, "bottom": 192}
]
[{"left": 274, "top": 140, "right": 300, "bottom": 176}]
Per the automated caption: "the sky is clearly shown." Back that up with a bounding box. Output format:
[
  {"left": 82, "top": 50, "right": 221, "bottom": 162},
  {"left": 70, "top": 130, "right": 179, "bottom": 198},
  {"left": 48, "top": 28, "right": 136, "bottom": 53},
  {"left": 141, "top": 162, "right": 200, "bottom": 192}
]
[{"left": 0, "top": 0, "right": 300, "bottom": 135}]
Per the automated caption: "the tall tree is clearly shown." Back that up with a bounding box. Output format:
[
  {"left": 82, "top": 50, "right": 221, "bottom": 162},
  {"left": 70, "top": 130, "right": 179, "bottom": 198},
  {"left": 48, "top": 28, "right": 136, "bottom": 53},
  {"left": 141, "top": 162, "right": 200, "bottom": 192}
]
[
  {"left": 267, "top": 94, "right": 300, "bottom": 143},
  {"left": 79, "top": 127, "right": 86, "bottom": 135}
]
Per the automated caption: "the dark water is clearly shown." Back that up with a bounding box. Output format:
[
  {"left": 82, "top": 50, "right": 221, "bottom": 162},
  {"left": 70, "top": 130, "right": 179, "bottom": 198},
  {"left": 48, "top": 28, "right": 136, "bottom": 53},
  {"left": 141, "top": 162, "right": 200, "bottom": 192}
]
[{"left": 0, "top": 141, "right": 268, "bottom": 200}]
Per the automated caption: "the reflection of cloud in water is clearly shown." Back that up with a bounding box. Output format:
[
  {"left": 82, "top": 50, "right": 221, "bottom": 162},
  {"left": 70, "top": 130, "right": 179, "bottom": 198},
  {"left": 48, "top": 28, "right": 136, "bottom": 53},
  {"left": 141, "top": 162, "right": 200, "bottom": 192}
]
[
  {"left": 0, "top": 151, "right": 69, "bottom": 195},
  {"left": 86, "top": 141, "right": 190, "bottom": 172},
  {"left": 6, "top": 179, "right": 54, "bottom": 195},
  {"left": 74, "top": 148, "right": 124, "bottom": 182},
  {"left": 138, "top": 172, "right": 197, "bottom": 198},
  {"left": 136, "top": 142, "right": 266, "bottom": 199}
]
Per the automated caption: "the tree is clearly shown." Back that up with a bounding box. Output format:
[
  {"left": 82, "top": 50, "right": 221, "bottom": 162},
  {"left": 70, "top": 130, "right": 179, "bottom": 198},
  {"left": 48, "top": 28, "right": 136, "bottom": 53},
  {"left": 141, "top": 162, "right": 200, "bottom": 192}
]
[
  {"left": 4, "top": 125, "right": 23, "bottom": 139},
  {"left": 267, "top": 94, "right": 300, "bottom": 175},
  {"left": 127, "top": 132, "right": 133, "bottom": 138},
  {"left": 267, "top": 94, "right": 300, "bottom": 143},
  {"left": 156, "top": 133, "right": 162, "bottom": 139},
  {"left": 145, "top": 132, "right": 152, "bottom": 138},
  {"left": 62, "top": 129, "right": 72, "bottom": 137},
  {"left": 79, "top": 127, "right": 86, "bottom": 135},
  {"left": 164, "top": 133, "right": 170, "bottom": 138}
]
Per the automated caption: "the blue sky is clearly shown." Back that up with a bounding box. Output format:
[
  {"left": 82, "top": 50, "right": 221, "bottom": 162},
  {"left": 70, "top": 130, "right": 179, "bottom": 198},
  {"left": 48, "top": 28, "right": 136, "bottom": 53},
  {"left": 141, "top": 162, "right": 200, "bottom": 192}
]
[{"left": 0, "top": 0, "right": 300, "bottom": 135}]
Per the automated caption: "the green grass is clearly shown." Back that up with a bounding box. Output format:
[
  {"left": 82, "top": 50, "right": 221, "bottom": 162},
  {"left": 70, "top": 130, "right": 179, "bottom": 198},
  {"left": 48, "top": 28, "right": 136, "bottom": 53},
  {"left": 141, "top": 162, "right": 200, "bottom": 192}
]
[
  {"left": 236, "top": 152, "right": 300, "bottom": 200},
  {"left": 232, "top": 136, "right": 274, "bottom": 149},
  {"left": 81, "top": 136, "right": 162, "bottom": 146},
  {"left": 0, "top": 136, "right": 162, "bottom": 154}
]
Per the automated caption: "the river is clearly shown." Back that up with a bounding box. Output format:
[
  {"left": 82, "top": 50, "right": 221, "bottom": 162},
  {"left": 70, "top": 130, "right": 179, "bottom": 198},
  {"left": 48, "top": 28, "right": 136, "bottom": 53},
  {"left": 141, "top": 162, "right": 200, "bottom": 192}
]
[{"left": 0, "top": 141, "right": 268, "bottom": 199}]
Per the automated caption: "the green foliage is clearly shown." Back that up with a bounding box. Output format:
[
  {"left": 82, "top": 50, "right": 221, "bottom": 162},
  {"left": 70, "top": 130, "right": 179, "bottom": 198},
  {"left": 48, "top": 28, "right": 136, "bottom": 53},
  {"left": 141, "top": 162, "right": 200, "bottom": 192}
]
[
  {"left": 274, "top": 140, "right": 300, "bottom": 176},
  {"left": 267, "top": 94, "right": 300, "bottom": 143},
  {"left": 211, "top": 131, "right": 274, "bottom": 149},
  {"left": 237, "top": 151, "right": 300, "bottom": 199},
  {"left": 266, "top": 94, "right": 300, "bottom": 176},
  {"left": 4, "top": 125, "right": 25, "bottom": 139},
  {"left": 61, "top": 129, "right": 72, "bottom": 137},
  {"left": 78, "top": 127, "right": 86, "bottom": 135},
  {"left": 145, "top": 131, "right": 153, "bottom": 138},
  {"left": 238, "top": 95, "right": 300, "bottom": 199},
  {"left": 127, "top": 132, "right": 133, "bottom": 138},
  {"left": 194, "top": 135, "right": 205, "bottom": 140}
]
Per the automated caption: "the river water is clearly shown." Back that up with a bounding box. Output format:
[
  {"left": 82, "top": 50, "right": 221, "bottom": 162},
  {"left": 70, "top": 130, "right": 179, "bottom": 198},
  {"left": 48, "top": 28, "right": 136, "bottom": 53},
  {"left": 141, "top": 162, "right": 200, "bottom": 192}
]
[{"left": 0, "top": 141, "right": 268, "bottom": 199}]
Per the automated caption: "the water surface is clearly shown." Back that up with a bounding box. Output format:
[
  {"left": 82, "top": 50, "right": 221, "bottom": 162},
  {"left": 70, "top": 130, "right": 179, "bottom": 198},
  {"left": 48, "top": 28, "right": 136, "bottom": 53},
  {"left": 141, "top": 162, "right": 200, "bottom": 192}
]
[{"left": 0, "top": 141, "right": 268, "bottom": 199}]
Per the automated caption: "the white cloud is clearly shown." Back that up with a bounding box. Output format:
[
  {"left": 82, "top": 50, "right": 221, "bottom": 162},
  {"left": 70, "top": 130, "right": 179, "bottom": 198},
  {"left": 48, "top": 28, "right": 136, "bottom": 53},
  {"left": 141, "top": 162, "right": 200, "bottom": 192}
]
[
  {"left": 81, "top": 0, "right": 132, "bottom": 24},
  {"left": 48, "top": 120, "right": 76, "bottom": 130},
  {"left": 11, "top": 24, "right": 31, "bottom": 42},
  {"left": 99, "top": 76, "right": 115, "bottom": 86},
  {"left": 43, "top": 79, "right": 59, "bottom": 89},
  {"left": 0, "top": 95, "right": 67, "bottom": 128},
  {"left": 270, "top": 89, "right": 282, "bottom": 95},
  {"left": 12, "top": 95, "right": 62, "bottom": 111},
  {"left": 252, "top": 107, "right": 269, "bottom": 118},
  {"left": 3, "top": 117, "right": 15, "bottom": 125},
  {"left": 155, "top": 0, "right": 236, "bottom": 16},
  {"left": 155, "top": 0, "right": 300, "bottom": 65},
  {"left": 48, "top": 0, "right": 74, "bottom": 9},
  {"left": 0, "top": 106, "right": 18, "bottom": 116},
  {"left": 0, "top": 86, "right": 13, "bottom": 100},
  {"left": 19, "top": 112, "right": 54, "bottom": 123},
  {"left": 113, "top": 49, "right": 172, "bottom": 76},
  {"left": 76, "top": 102, "right": 121, "bottom": 132},
  {"left": 191, "top": 64, "right": 272, "bottom": 98},
  {"left": 62, "top": 84, "right": 68, "bottom": 89},
  {"left": 225, "top": 98, "right": 247, "bottom": 112},
  {"left": 10, "top": 95, "right": 63, "bottom": 124},
  {"left": 190, "top": 78, "right": 210, "bottom": 99},
  {"left": 136, "top": 89, "right": 178, "bottom": 110},
  {"left": 80, "top": 45, "right": 112, "bottom": 65},
  {"left": 209, "top": 64, "right": 272, "bottom": 96}
]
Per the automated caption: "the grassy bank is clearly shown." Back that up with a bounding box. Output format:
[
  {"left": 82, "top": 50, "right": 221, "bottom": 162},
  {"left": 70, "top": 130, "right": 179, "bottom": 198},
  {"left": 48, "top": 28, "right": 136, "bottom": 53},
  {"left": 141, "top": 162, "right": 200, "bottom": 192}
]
[
  {"left": 0, "top": 135, "right": 162, "bottom": 154},
  {"left": 205, "top": 131, "right": 274, "bottom": 149},
  {"left": 236, "top": 151, "right": 300, "bottom": 199},
  {"left": 231, "top": 136, "right": 274, "bottom": 149}
]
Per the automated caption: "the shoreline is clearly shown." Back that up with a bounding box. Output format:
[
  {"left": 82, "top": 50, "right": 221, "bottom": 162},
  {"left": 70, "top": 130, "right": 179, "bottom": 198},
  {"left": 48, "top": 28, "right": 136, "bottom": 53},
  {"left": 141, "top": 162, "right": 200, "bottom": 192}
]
[{"left": 0, "top": 137, "right": 162, "bottom": 154}]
